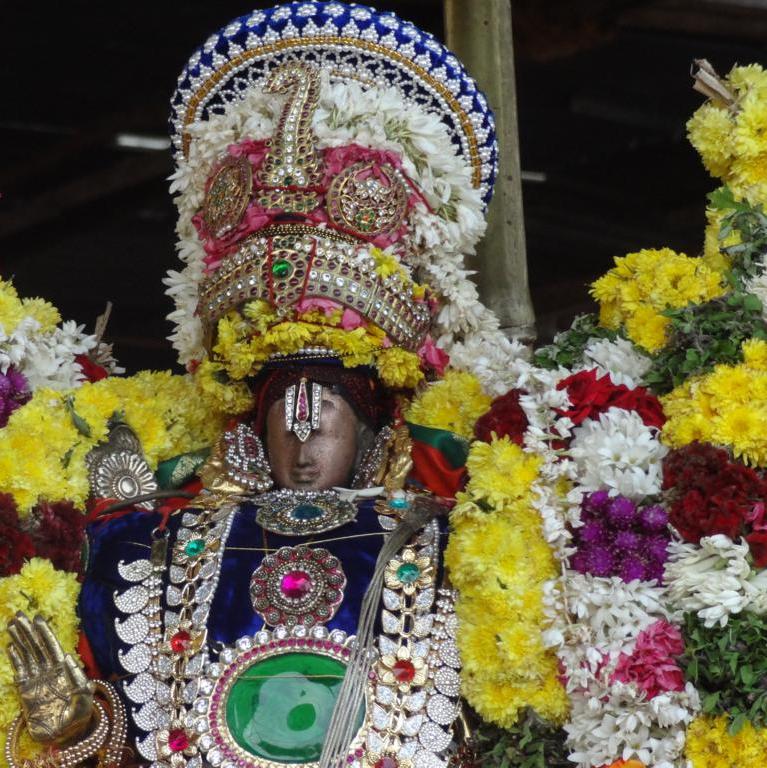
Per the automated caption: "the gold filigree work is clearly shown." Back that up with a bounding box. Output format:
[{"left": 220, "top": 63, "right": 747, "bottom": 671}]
[
  {"left": 326, "top": 161, "right": 409, "bottom": 237},
  {"left": 203, "top": 155, "right": 253, "bottom": 238},
  {"left": 256, "top": 63, "right": 324, "bottom": 213}
]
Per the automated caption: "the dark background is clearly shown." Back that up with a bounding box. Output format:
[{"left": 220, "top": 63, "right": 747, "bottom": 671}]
[{"left": 2, "top": 0, "right": 766, "bottom": 372}]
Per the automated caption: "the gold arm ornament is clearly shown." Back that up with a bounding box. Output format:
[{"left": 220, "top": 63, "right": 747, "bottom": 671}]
[{"left": 5, "top": 613, "right": 128, "bottom": 768}]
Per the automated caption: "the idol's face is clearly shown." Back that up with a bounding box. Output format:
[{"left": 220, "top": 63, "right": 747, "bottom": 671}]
[{"left": 265, "top": 388, "right": 359, "bottom": 490}]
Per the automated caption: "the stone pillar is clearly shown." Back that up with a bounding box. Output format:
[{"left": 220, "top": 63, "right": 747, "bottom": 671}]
[{"left": 444, "top": 0, "right": 536, "bottom": 341}]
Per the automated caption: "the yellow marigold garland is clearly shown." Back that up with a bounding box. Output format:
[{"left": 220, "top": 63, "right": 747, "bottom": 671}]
[
  {"left": 688, "top": 64, "right": 767, "bottom": 205},
  {"left": 0, "top": 559, "right": 81, "bottom": 768},
  {"left": 444, "top": 438, "right": 569, "bottom": 729},
  {"left": 0, "top": 371, "right": 225, "bottom": 513},
  {"left": 590, "top": 247, "right": 726, "bottom": 352},
  {"left": 661, "top": 338, "right": 767, "bottom": 466},
  {"left": 212, "top": 300, "right": 423, "bottom": 391},
  {"left": 404, "top": 370, "right": 492, "bottom": 439},
  {"left": 685, "top": 715, "right": 767, "bottom": 768}
]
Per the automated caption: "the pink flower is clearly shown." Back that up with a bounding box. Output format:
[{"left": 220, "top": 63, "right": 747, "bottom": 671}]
[
  {"left": 611, "top": 620, "right": 685, "bottom": 699},
  {"left": 418, "top": 336, "right": 449, "bottom": 375},
  {"left": 227, "top": 138, "right": 270, "bottom": 169},
  {"left": 340, "top": 308, "right": 365, "bottom": 330},
  {"left": 638, "top": 619, "right": 684, "bottom": 656},
  {"left": 295, "top": 298, "right": 340, "bottom": 316},
  {"left": 322, "top": 144, "right": 405, "bottom": 184},
  {"left": 195, "top": 205, "right": 277, "bottom": 272}
]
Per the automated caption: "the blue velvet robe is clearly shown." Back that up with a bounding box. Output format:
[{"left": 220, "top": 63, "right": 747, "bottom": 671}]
[{"left": 80, "top": 497, "right": 384, "bottom": 688}]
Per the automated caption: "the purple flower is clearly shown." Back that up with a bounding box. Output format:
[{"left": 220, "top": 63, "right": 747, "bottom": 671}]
[
  {"left": 570, "top": 550, "right": 590, "bottom": 575},
  {"left": 585, "top": 545, "right": 614, "bottom": 577},
  {"left": 619, "top": 554, "right": 648, "bottom": 582},
  {"left": 644, "top": 535, "right": 670, "bottom": 563},
  {"left": 639, "top": 504, "right": 669, "bottom": 533},
  {"left": 584, "top": 490, "right": 610, "bottom": 513},
  {"left": 613, "top": 530, "right": 642, "bottom": 552},
  {"left": 0, "top": 367, "right": 30, "bottom": 428},
  {"left": 645, "top": 559, "right": 667, "bottom": 584},
  {"left": 606, "top": 496, "right": 637, "bottom": 528},
  {"left": 580, "top": 520, "right": 606, "bottom": 544}
]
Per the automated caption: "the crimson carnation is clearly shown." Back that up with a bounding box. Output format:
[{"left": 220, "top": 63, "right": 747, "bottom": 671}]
[
  {"left": 663, "top": 442, "right": 767, "bottom": 555},
  {"left": 75, "top": 354, "right": 109, "bottom": 383},
  {"left": 556, "top": 368, "right": 665, "bottom": 429},
  {"left": 28, "top": 500, "right": 86, "bottom": 576},
  {"left": 0, "top": 493, "right": 34, "bottom": 576},
  {"left": 474, "top": 388, "right": 528, "bottom": 445}
]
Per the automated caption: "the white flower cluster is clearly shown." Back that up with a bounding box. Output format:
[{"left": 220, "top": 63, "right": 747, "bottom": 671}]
[
  {"left": 744, "top": 255, "right": 767, "bottom": 323},
  {"left": 167, "top": 69, "right": 519, "bottom": 389},
  {"left": 665, "top": 535, "right": 767, "bottom": 627},
  {"left": 569, "top": 407, "right": 668, "bottom": 500},
  {"left": 581, "top": 337, "right": 652, "bottom": 389},
  {"left": 0, "top": 315, "right": 97, "bottom": 392}
]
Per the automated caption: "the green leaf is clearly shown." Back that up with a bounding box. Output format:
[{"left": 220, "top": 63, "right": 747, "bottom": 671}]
[
  {"left": 702, "top": 691, "right": 720, "bottom": 712},
  {"left": 709, "top": 185, "right": 738, "bottom": 211},
  {"left": 743, "top": 293, "right": 763, "bottom": 312},
  {"left": 64, "top": 396, "right": 91, "bottom": 437},
  {"left": 729, "top": 712, "right": 748, "bottom": 736}
]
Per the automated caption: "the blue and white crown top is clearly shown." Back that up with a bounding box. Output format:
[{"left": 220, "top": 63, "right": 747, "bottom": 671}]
[{"left": 169, "top": 1, "right": 497, "bottom": 206}]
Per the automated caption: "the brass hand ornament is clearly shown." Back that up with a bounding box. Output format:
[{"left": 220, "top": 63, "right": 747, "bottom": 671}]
[{"left": 7, "top": 612, "right": 94, "bottom": 746}]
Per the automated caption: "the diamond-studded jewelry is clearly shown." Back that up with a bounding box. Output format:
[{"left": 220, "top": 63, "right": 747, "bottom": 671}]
[
  {"left": 255, "top": 488, "right": 358, "bottom": 535},
  {"left": 222, "top": 422, "right": 273, "bottom": 492},
  {"left": 250, "top": 545, "right": 346, "bottom": 628},
  {"left": 285, "top": 377, "right": 322, "bottom": 443}
]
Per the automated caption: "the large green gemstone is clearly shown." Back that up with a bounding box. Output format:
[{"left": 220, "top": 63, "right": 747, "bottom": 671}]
[
  {"left": 290, "top": 504, "right": 324, "bottom": 521},
  {"left": 225, "top": 652, "right": 362, "bottom": 764}
]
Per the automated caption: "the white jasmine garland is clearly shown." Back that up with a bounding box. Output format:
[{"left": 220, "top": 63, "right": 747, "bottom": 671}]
[
  {"left": 569, "top": 407, "right": 668, "bottom": 499},
  {"left": 564, "top": 681, "right": 698, "bottom": 768}
]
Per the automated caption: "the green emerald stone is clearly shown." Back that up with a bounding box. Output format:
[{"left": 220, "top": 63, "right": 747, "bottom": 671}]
[
  {"left": 284, "top": 175, "right": 294, "bottom": 185},
  {"left": 396, "top": 563, "right": 421, "bottom": 584},
  {"left": 272, "top": 259, "right": 292, "bottom": 279},
  {"left": 290, "top": 504, "right": 324, "bottom": 521},
  {"left": 184, "top": 538, "right": 205, "bottom": 557},
  {"left": 225, "top": 652, "right": 363, "bottom": 763}
]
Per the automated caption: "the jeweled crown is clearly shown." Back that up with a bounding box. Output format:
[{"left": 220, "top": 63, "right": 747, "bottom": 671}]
[{"left": 195, "top": 62, "right": 431, "bottom": 350}]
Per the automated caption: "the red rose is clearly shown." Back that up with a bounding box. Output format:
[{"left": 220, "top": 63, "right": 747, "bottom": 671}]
[
  {"left": 608, "top": 388, "right": 665, "bottom": 429},
  {"left": 556, "top": 369, "right": 615, "bottom": 425},
  {"left": 474, "top": 389, "right": 529, "bottom": 444}
]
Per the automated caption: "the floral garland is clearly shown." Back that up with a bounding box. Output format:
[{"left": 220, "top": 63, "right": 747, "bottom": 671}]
[
  {"left": 403, "top": 369, "right": 492, "bottom": 438},
  {"left": 0, "top": 371, "right": 225, "bottom": 513},
  {"left": 590, "top": 247, "right": 725, "bottom": 353},
  {"left": 444, "top": 437, "right": 569, "bottom": 728}
]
